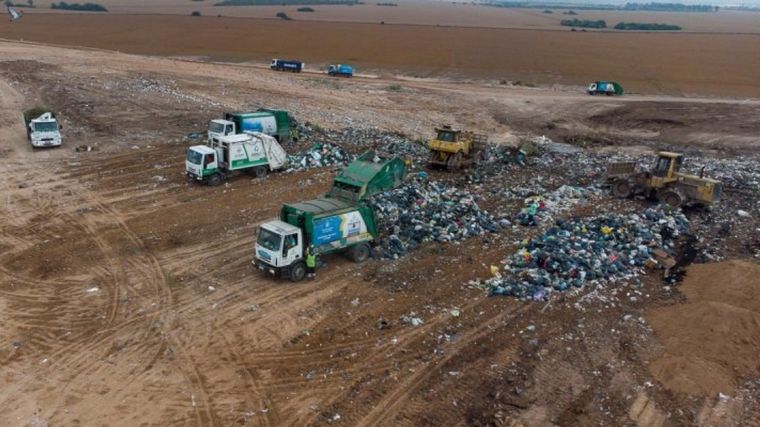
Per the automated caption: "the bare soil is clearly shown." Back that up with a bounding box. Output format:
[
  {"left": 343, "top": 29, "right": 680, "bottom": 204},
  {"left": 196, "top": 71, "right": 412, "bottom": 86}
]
[
  {"left": 1, "top": 14, "right": 760, "bottom": 97},
  {"left": 0, "top": 41, "right": 759, "bottom": 426},
  {"left": 16, "top": 1, "right": 760, "bottom": 34},
  {"left": 647, "top": 261, "right": 760, "bottom": 396}
]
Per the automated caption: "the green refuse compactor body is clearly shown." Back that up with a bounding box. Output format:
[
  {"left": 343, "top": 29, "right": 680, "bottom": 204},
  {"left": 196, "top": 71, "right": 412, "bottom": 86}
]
[{"left": 254, "top": 151, "right": 407, "bottom": 281}]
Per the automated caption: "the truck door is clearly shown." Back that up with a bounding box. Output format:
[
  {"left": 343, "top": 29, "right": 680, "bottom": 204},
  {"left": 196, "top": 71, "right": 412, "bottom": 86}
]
[
  {"left": 204, "top": 153, "right": 217, "bottom": 172},
  {"left": 225, "top": 124, "right": 234, "bottom": 136},
  {"left": 282, "top": 233, "right": 302, "bottom": 265}
]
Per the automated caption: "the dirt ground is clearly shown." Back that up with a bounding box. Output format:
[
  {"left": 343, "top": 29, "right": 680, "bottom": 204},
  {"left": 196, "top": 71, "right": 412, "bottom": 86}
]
[
  {"left": 0, "top": 40, "right": 759, "bottom": 427},
  {"left": 1, "top": 14, "right": 760, "bottom": 97},
  {"left": 13, "top": 0, "right": 760, "bottom": 34}
]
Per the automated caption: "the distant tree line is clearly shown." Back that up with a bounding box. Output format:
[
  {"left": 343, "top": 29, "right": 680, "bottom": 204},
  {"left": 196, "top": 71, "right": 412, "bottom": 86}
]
[
  {"left": 560, "top": 18, "right": 606, "bottom": 29},
  {"left": 484, "top": 1, "right": 717, "bottom": 12},
  {"left": 214, "top": 0, "right": 359, "bottom": 5},
  {"left": 376, "top": 2, "right": 398, "bottom": 5},
  {"left": 4, "top": 0, "right": 35, "bottom": 8},
  {"left": 614, "top": 22, "right": 682, "bottom": 30},
  {"left": 623, "top": 2, "right": 717, "bottom": 12},
  {"left": 50, "top": 1, "right": 107, "bottom": 11}
]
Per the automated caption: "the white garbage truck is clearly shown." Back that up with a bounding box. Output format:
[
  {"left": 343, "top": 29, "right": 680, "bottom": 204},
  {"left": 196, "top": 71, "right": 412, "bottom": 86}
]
[
  {"left": 186, "top": 132, "right": 288, "bottom": 186},
  {"left": 23, "top": 109, "right": 63, "bottom": 148}
]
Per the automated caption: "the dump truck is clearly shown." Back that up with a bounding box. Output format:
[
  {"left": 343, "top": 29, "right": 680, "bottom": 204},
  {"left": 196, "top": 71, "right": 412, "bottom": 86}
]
[
  {"left": 327, "top": 64, "right": 353, "bottom": 77},
  {"left": 605, "top": 151, "right": 721, "bottom": 208},
  {"left": 587, "top": 81, "right": 624, "bottom": 96},
  {"left": 254, "top": 151, "right": 407, "bottom": 281},
  {"left": 270, "top": 59, "right": 304, "bottom": 73},
  {"left": 23, "top": 108, "right": 62, "bottom": 148},
  {"left": 186, "top": 132, "right": 288, "bottom": 186},
  {"left": 427, "top": 125, "right": 488, "bottom": 170},
  {"left": 208, "top": 109, "right": 291, "bottom": 143}
]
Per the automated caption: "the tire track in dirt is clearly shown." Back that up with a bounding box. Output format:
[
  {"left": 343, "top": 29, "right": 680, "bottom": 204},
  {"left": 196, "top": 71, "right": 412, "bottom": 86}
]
[{"left": 354, "top": 302, "right": 531, "bottom": 427}]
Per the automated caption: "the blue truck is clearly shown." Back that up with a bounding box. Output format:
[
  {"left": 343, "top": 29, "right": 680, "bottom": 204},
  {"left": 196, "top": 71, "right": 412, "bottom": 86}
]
[
  {"left": 270, "top": 59, "right": 304, "bottom": 73},
  {"left": 327, "top": 64, "right": 354, "bottom": 77}
]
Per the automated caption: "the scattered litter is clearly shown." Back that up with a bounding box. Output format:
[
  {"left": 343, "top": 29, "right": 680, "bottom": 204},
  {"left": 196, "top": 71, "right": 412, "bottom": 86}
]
[
  {"left": 85, "top": 287, "right": 100, "bottom": 293},
  {"left": 400, "top": 314, "right": 424, "bottom": 326},
  {"left": 377, "top": 318, "right": 390, "bottom": 329}
]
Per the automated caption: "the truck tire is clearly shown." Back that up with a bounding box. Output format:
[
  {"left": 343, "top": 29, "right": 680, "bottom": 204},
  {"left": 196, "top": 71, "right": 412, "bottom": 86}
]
[
  {"left": 253, "top": 166, "right": 268, "bottom": 178},
  {"left": 660, "top": 190, "right": 683, "bottom": 208},
  {"left": 349, "top": 243, "right": 371, "bottom": 263},
  {"left": 289, "top": 262, "right": 306, "bottom": 282},
  {"left": 611, "top": 180, "right": 633, "bottom": 198},
  {"left": 207, "top": 173, "right": 223, "bottom": 187}
]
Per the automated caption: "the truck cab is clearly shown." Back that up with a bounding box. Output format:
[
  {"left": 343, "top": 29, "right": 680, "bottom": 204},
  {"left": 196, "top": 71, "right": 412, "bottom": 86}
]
[
  {"left": 208, "top": 119, "right": 235, "bottom": 143},
  {"left": 255, "top": 220, "right": 306, "bottom": 280},
  {"left": 26, "top": 112, "right": 62, "bottom": 148},
  {"left": 186, "top": 145, "right": 218, "bottom": 182}
]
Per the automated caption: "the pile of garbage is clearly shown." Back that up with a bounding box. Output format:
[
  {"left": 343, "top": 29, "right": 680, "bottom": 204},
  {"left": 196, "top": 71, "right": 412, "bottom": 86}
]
[
  {"left": 369, "top": 177, "right": 505, "bottom": 259},
  {"left": 514, "top": 185, "right": 602, "bottom": 226},
  {"left": 286, "top": 142, "right": 351, "bottom": 171},
  {"left": 488, "top": 208, "right": 689, "bottom": 300},
  {"left": 297, "top": 123, "right": 427, "bottom": 162}
]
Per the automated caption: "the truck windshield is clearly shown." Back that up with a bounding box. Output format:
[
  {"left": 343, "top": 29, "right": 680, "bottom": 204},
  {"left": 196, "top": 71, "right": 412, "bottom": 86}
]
[
  {"left": 257, "top": 228, "right": 282, "bottom": 251},
  {"left": 208, "top": 121, "right": 225, "bottom": 133},
  {"left": 33, "top": 122, "right": 58, "bottom": 132},
  {"left": 186, "top": 150, "right": 203, "bottom": 165}
]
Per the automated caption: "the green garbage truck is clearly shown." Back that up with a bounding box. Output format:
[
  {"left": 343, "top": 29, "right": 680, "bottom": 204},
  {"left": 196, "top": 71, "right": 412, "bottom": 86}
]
[
  {"left": 207, "top": 109, "right": 292, "bottom": 143},
  {"left": 186, "top": 132, "right": 288, "bottom": 186},
  {"left": 253, "top": 151, "right": 407, "bottom": 281},
  {"left": 587, "top": 81, "right": 624, "bottom": 96}
]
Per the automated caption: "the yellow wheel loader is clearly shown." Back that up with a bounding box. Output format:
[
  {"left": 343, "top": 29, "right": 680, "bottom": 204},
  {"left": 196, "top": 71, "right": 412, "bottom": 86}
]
[{"left": 605, "top": 151, "right": 722, "bottom": 208}]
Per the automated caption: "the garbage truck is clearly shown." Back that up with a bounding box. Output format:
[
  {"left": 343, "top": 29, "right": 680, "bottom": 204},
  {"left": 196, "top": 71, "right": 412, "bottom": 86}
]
[
  {"left": 186, "top": 132, "right": 288, "bottom": 186},
  {"left": 208, "top": 109, "right": 292, "bottom": 143},
  {"left": 270, "top": 59, "right": 304, "bottom": 73},
  {"left": 587, "top": 81, "right": 624, "bottom": 96},
  {"left": 23, "top": 108, "right": 62, "bottom": 148},
  {"left": 254, "top": 151, "right": 407, "bottom": 281},
  {"left": 327, "top": 64, "right": 353, "bottom": 77}
]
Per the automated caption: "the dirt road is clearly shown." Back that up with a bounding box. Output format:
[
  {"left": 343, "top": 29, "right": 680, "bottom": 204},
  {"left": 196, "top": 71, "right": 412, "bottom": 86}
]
[{"left": 0, "top": 40, "right": 758, "bottom": 426}]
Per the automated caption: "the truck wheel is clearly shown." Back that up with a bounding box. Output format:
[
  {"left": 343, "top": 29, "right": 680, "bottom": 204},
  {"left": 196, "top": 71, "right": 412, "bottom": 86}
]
[
  {"left": 253, "top": 166, "right": 268, "bottom": 178},
  {"left": 349, "top": 243, "right": 371, "bottom": 263},
  {"left": 289, "top": 262, "right": 306, "bottom": 282},
  {"left": 208, "top": 174, "right": 222, "bottom": 187},
  {"left": 611, "top": 180, "right": 633, "bottom": 198},
  {"left": 660, "top": 190, "right": 683, "bottom": 208}
]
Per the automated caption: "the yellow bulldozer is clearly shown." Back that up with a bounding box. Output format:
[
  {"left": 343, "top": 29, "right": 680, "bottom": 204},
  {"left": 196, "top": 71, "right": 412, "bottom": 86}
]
[
  {"left": 427, "top": 125, "right": 488, "bottom": 170},
  {"left": 605, "top": 151, "right": 722, "bottom": 208}
]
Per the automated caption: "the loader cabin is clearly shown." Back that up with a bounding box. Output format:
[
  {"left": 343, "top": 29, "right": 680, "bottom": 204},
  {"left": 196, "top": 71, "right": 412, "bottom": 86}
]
[
  {"left": 652, "top": 152, "right": 683, "bottom": 179},
  {"left": 435, "top": 126, "right": 459, "bottom": 143}
]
